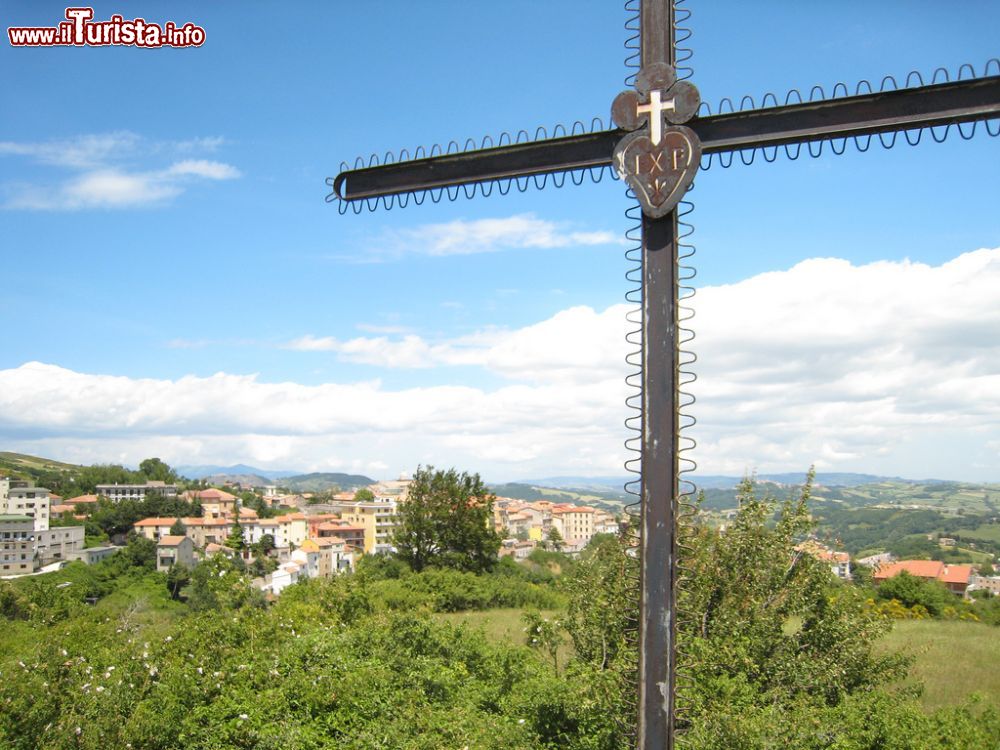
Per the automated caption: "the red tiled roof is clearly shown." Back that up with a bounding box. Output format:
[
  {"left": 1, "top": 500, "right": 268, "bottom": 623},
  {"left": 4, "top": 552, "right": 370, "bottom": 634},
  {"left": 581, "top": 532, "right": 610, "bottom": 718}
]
[
  {"left": 196, "top": 489, "right": 237, "bottom": 501},
  {"left": 314, "top": 537, "right": 345, "bottom": 548},
  {"left": 316, "top": 522, "right": 363, "bottom": 532},
  {"left": 940, "top": 564, "right": 974, "bottom": 585},
  {"left": 873, "top": 560, "right": 944, "bottom": 580},
  {"left": 134, "top": 517, "right": 176, "bottom": 527},
  {"left": 67, "top": 494, "right": 100, "bottom": 504},
  {"left": 158, "top": 535, "right": 188, "bottom": 546}
]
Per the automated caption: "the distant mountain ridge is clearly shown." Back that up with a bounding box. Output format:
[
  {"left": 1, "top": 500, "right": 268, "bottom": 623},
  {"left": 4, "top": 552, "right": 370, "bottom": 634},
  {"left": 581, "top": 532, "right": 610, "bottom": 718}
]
[
  {"left": 517, "top": 472, "right": 949, "bottom": 491},
  {"left": 176, "top": 463, "right": 302, "bottom": 480},
  {"left": 281, "top": 473, "right": 375, "bottom": 493},
  {"left": 176, "top": 464, "right": 376, "bottom": 492}
]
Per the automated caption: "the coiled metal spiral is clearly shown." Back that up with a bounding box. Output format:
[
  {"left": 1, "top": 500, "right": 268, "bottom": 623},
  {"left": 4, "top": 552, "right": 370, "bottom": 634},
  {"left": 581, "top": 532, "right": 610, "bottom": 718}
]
[
  {"left": 699, "top": 57, "right": 1000, "bottom": 169},
  {"left": 620, "top": 1, "right": 701, "bottom": 744}
]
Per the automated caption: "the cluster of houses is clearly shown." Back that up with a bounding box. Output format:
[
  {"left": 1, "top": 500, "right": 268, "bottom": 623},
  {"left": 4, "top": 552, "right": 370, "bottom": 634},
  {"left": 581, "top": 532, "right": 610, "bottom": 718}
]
[
  {"left": 795, "top": 539, "right": 853, "bottom": 580},
  {"left": 493, "top": 498, "right": 622, "bottom": 557},
  {"left": 869, "top": 558, "right": 1000, "bottom": 598},
  {"left": 9, "top": 471, "right": 1000, "bottom": 603},
  {"left": 131, "top": 481, "right": 411, "bottom": 596},
  {"left": 1, "top": 477, "right": 88, "bottom": 575},
  {"left": 1, "top": 475, "right": 413, "bottom": 598}
]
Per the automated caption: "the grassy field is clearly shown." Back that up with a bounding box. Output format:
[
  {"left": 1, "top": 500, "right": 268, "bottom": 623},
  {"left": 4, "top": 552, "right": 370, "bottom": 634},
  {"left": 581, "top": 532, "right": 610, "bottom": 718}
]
[
  {"left": 436, "top": 608, "right": 560, "bottom": 644},
  {"left": 438, "top": 609, "right": 999, "bottom": 714},
  {"left": 962, "top": 523, "right": 1000, "bottom": 545},
  {"left": 878, "top": 619, "right": 1000, "bottom": 712}
]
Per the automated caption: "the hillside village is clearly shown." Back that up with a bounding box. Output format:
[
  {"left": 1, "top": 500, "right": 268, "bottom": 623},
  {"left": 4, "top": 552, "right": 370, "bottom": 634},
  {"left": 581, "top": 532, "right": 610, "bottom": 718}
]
[
  {"left": 2, "top": 471, "right": 640, "bottom": 597},
  {"left": 5, "top": 466, "right": 999, "bottom": 601}
]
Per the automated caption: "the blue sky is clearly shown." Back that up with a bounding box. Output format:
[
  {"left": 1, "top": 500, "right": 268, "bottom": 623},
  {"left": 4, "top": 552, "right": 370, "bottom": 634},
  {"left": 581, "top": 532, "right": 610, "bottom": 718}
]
[{"left": 1, "top": 1, "right": 998, "bottom": 482}]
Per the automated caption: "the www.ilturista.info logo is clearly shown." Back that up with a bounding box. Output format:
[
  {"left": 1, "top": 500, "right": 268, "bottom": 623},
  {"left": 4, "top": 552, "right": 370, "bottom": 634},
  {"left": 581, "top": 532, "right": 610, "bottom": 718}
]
[{"left": 8, "top": 7, "right": 205, "bottom": 48}]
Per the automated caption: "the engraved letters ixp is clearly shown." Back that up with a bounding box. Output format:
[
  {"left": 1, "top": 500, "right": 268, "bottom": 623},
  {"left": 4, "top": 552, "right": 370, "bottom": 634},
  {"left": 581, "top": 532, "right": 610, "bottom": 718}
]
[{"left": 612, "top": 62, "right": 701, "bottom": 218}]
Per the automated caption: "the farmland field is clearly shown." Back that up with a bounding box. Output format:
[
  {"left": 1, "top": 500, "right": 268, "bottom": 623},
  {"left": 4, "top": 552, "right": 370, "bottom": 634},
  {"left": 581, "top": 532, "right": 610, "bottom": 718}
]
[{"left": 877, "top": 619, "right": 1000, "bottom": 712}]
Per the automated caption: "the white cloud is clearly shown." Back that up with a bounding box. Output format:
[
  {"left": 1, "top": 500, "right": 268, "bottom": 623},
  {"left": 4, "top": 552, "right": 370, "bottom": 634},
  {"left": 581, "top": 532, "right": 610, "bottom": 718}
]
[
  {"left": 0, "top": 132, "right": 140, "bottom": 169},
  {"left": 285, "top": 306, "right": 627, "bottom": 381},
  {"left": 166, "top": 160, "right": 241, "bottom": 180},
  {"left": 2, "top": 248, "right": 999, "bottom": 480},
  {"left": 352, "top": 213, "right": 620, "bottom": 261},
  {"left": 0, "top": 133, "right": 239, "bottom": 210}
]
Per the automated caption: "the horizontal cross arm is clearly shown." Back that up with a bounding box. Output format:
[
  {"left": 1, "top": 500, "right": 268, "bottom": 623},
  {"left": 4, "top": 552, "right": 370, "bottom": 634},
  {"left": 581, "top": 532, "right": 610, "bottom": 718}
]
[
  {"left": 698, "top": 74, "right": 1000, "bottom": 151},
  {"left": 333, "top": 76, "right": 1000, "bottom": 201},
  {"left": 332, "top": 131, "right": 618, "bottom": 202}
]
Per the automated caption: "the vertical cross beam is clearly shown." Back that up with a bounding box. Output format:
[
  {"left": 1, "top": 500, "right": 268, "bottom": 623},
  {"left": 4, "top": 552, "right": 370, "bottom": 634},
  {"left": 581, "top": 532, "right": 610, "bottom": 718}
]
[{"left": 638, "top": 1, "right": 679, "bottom": 748}]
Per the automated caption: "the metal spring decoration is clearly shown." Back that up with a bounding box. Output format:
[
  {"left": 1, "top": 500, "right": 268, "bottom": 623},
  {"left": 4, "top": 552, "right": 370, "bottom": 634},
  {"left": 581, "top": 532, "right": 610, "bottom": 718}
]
[{"left": 328, "top": 54, "right": 999, "bottom": 213}]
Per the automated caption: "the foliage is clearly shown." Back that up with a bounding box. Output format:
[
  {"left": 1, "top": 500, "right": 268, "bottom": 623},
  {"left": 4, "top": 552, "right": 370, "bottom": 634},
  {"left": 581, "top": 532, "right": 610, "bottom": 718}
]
[
  {"left": 224, "top": 518, "right": 245, "bottom": 551},
  {"left": 546, "top": 526, "right": 564, "bottom": 551},
  {"left": 4, "top": 466, "right": 1000, "bottom": 749},
  {"left": 186, "top": 555, "right": 262, "bottom": 612},
  {"left": 12, "top": 456, "right": 187, "bottom": 500},
  {"left": 353, "top": 487, "right": 375, "bottom": 502},
  {"left": 523, "top": 611, "right": 564, "bottom": 674},
  {"left": 82, "top": 495, "right": 201, "bottom": 540},
  {"left": 138, "top": 457, "right": 179, "bottom": 483},
  {"left": 393, "top": 466, "right": 501, "bottom": 573},
  {"left": 360, "top": 564, "right": 565, "bottom": 613},
  {"left": 165, "top": 563, "right": 191, "bottom": 600},
  {"left": 876, "top": 571, "right": 954, "bottom": 616},
  {"left": 168, "top": 518, "right": 187, "bottom": 536}
]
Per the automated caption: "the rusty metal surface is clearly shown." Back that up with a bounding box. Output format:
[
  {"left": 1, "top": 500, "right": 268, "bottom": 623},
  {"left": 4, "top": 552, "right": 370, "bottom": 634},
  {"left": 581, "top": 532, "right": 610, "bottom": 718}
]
[
  {"left": 639, "top": 211, "right": 680, "bottom": 750},
  {"left": 637, "top": 1, "right": 679, "bottom": 747},
  {"left": 333, "top": 75, "right": 1000, "bottom": 202}
]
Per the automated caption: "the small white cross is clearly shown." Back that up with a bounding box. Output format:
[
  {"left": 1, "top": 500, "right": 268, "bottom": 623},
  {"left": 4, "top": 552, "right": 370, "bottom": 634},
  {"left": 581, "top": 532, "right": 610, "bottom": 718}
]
[{"left": 635, "top": 89, "right": 676, "bottom": 146}]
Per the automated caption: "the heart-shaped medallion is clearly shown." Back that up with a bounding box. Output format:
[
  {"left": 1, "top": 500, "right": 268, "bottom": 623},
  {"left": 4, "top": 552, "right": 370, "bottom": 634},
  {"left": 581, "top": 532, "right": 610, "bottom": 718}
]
[{"left": 613, "top": 126, "right": 701, "bottom": 218}]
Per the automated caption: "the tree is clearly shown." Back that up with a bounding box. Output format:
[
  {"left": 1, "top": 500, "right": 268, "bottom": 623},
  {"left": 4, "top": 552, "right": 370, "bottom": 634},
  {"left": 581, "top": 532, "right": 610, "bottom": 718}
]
[
  {"left": 562, "top": 471, "right": 914, "bottom": 746},
  {"left": 165, "top": 563, "right": 191, "bottom": 600},
  {"left": 354, "top": 487, "right": 375, "bottom": 502},
  {"left": 392, "top": 466, "right": 501, "bottom": 573},
  {"left": 120, "top": 535, "right": 156, "bottom": 570},
  {"left": 224, "top": 518, "right": 246, "bottom": 552},
  {"left": 169, "top": 518, "right": 187, "bottom": 536},
  {"left": 257, "top": 533, "right": 276, "bottom": 556},
  {"left": 546, "top": 527, "right": 564, "bottom": 552},
  {"left": 877, "top": 571, "right": 953, "bottom": 616},
  {"left": 138, "top": 457, "right": 178, "bottom": 483}
]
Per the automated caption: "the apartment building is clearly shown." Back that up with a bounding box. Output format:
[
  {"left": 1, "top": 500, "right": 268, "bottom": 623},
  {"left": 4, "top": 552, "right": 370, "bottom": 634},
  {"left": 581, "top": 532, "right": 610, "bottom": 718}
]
[
  {"left": 551, "top": 505, "right": 596, "bottom": 544},
  {"left": 34, "top": 525, "right": 85, "bottom": 564},
  {"left": 2, "top": 486, "right": 50, "bottom": 530},
  {"left": 0, "top": 515, "right": 35, "bottom": 574},
  {"left": 96, "top": 481, "right": 178, "bottom": 503}
]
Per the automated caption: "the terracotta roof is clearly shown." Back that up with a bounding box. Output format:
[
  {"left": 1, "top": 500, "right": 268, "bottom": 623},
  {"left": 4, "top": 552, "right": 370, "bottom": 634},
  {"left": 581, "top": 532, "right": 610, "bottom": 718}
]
[
  {"left": 316, "top": 521, "right": 364, "bottom": 532},
  {"left": 873, "top": 560, "right": 943, "bottom": 581},
  {"left": 134, "top": 517, "right": 175, "bottom": 527},
  {"left": 314, "top": 537, "right": 345, "bottom": 548},
  {"left": 940, "top": 564, "right": 974, "bottom": 585},
  {"left": 158, "top": 535, "right": 188, "bottom": 547},
  {"left": 196, "top": 488, "right": 237, "bottom": 501},
  {"left": 51, "top": 504, "right": 76, "bottom": 514},
  {"left": 67, "top": 495, "right": 100, "bottom": 504}
]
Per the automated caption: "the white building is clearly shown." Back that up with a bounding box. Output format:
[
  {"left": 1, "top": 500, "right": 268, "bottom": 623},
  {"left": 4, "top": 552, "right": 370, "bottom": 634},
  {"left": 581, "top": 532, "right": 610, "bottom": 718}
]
[
  {"left": 96, "top": 481, "right": 178, "bottom": 503},
  {"left": 2, "top": 485, "right": 50, "bottom": 530}
]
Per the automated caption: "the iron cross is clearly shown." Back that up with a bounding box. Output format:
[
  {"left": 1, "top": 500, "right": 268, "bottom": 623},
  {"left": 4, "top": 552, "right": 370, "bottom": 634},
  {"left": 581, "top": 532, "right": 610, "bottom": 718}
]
[{"left": 331, "top": 2, "right": 1000, "bottom": 747}]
